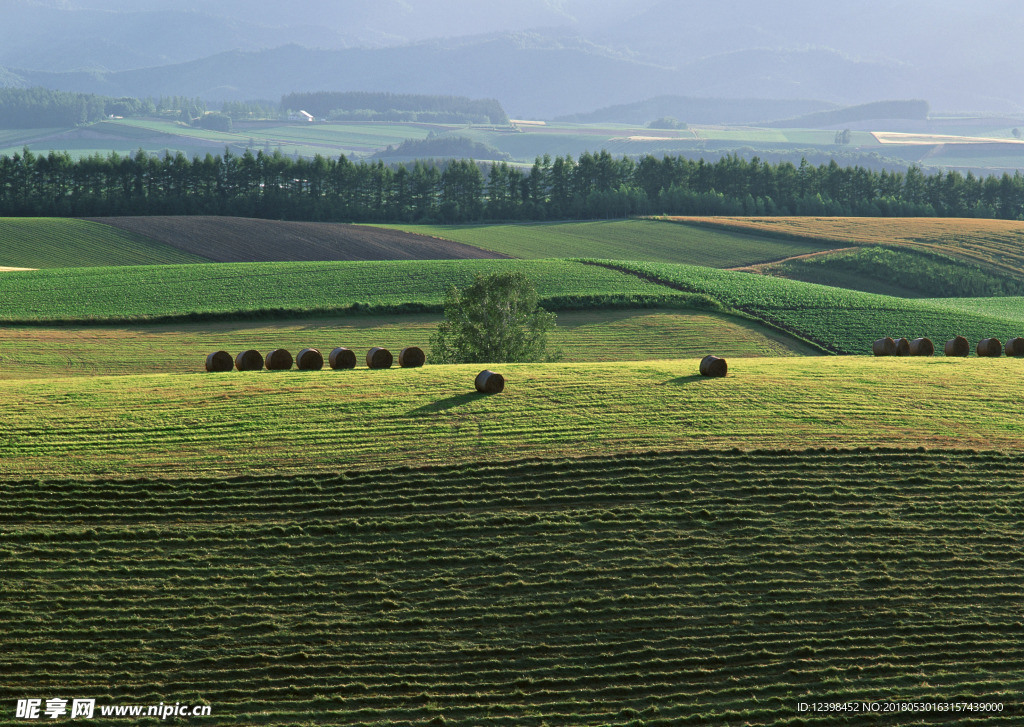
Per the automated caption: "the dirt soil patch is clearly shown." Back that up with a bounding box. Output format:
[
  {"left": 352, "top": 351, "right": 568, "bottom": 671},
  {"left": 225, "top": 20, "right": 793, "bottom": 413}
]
[{"left": 90, "top": 216, "right": 510, "bottom": 263}]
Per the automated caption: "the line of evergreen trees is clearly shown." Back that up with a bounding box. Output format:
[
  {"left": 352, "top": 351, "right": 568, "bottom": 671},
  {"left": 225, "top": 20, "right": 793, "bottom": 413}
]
[
  {"left": 0, "top": 88, "right": 210, "bottom": 127},
  {"left": 2, "top": 147, "right": 1024, "bottom": 223}
]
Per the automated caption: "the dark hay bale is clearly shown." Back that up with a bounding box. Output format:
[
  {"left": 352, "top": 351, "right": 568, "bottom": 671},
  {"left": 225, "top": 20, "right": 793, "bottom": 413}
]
[
  {"left": 1005, "top": 337, "right": 1024, "bottom": 357},
  {"left": 265, "top": 348, "right": 293, "bottom": 370},
  {"left": 399, "top": 346, "right": 426, "bottom": 368},
  {"left": 893, "top": 338, "right": 910, "bottom": 356},
  {"left": 699, "top": 355, "right": 728, "bottom": 377},
  {"left": 944, "top": 336, "right": 970, "bottom": 357},
  {"left": 909, "top": 337, "right": 934, "bottom": 356},
  {"left": 234, "top": 349, "right": 264, "bottom": 371},
  {"left": 297, "top": 348, "right": 324, "bottom": 370},
  {"left": 475, "top": 369, "right": 505, "bottom": 394},
  {"left": 872, "top": 337, "right": 896, "bottom": 356},
  {"left": 205, "top": 350, "right": 233, "bottom": 372},
  {"left": 977, "top": 338, "right": 1002, "bottom": 357},
  {"left": 329, "top": 347, "right": 357, "bottom": 369},
  {"left": 366, "top": 347, "right": 393, "bottom": 369}
]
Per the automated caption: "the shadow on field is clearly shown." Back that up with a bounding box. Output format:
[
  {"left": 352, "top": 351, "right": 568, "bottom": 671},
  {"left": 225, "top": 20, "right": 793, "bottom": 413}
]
[
  {"left": 408, "top": 393, "right": 480, "bottom": 415},
  {"left": 661, "top": 375, "right": 706, "bottom": 386}
]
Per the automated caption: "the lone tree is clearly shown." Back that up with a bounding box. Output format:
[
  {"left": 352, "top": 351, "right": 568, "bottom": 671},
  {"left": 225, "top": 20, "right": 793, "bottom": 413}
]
[{"left": 430, "top": 271, "right": 558, "bottom": 363}]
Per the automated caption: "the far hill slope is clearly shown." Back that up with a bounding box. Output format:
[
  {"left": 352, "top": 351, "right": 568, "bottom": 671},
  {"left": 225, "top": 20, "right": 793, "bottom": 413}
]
[
  {"left": 0, "top": 218, "right": 207, "bottom": 268},
  {"left": 92, "top": 216, "right": 508, "bottom": 262}
]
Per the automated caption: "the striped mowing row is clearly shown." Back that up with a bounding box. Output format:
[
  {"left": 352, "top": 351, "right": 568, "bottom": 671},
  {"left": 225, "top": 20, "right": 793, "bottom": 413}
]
[{"left": 206, "top": 346, "right": 426, "bottom": 372}]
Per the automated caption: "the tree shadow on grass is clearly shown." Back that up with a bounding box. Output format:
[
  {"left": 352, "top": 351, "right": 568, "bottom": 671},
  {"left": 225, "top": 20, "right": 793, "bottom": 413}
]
[
  {"left": 660, "top": 375, "right": 706, "bottom": 386},
  {"left": 407, "top": 392, "right": 480, "bottom": 415}
]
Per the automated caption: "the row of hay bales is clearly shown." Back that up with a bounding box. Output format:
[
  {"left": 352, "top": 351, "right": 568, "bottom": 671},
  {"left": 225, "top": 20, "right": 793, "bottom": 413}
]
[
  {"left": 206, "top": 346, "right": 426, "bottom": 372},
  {"left": 873, "top": 336, "right": 1024, "bottom": 357}
]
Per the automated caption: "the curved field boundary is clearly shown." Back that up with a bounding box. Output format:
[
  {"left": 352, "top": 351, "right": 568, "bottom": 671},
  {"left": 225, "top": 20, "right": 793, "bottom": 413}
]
[
  {"left": 378, "top": 218, "right": 836, "bottom": 266},
  {"left": 660, "top": 216, "right": 1024, "bottom": 278},
  {"left": 3, "top": 449, "right": 1023, "bottom": 725},
  {"left": 0, "top": 217, "right": 207, "bottom": 268},
  {"left": 92, "top": 216, "right": 510, "bottom": 262}
]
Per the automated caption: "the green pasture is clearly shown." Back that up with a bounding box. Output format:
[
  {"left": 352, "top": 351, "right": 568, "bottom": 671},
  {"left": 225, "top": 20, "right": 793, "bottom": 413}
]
[
  {"left": 0, "top": 259, "right": 692, "bottom": 323},
  {"left": 378, "top": 219, "right": 834, "bottom": 266},
  {"left": 0, "top": 218, "right": 207, "bottom": 268},
  {"left": 3, "top": 449, "right": 1022, "bottom": 725},
  {"left": 0, "top": 309, "right": 814, "bottom": 380},
  {"left": 921, "top": 296, "right": 1024, "bottom": 323},
  {"left": 597, "top": 260, "right": 1024, "bottom": 353},
  {"left": 1, "top": 356, "right": 1021, "bottom": 479}
]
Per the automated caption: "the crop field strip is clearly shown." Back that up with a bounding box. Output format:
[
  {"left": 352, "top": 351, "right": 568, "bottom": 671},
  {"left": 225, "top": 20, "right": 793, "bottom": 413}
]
[
  {"left": 1, "top": 357, "right": 1021, "bottom": 479},
  {"left": 0, "top": 259, "right": 691, "bottom": 324},
  {"left": 0, "top": 310, "right": 814, "bottom": 380},
  {"left": 0, "top": 218, "right": 207, "bottom": 268},
  {"left": 378, "top": 219, "right": 837, "bottom": 266},
  {"left": 586, "top": 259, "right": 1024, "bottom": 354},
  {"left": 663, "top": 216, "right": 1024, "bottom": 278},
  {"left": 2, "top": 450, "right": 1023, "bottom": 725}
]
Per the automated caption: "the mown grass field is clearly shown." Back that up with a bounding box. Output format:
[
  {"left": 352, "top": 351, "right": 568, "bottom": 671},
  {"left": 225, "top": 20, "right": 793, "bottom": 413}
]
[
  {"left": 1, "top": 357, "right": 1021, "bottom": 479},
  {"left": 3, "top": 449, "right": 1023, "bottom": 725},
  {"left": 0, "top": 218, "right": 207, "bottom": 268},
  {"left": 379, "top": 219, "right": 835, "bottom": 266},
  {"left": 664, "top": 216, "right": 1024, "bottom": 278},
  {"left": 0, "top": 310, "right": 814, "bottom": 380},
  {"left": 0, "top": 259, "right": 691, "bottom": 323}
]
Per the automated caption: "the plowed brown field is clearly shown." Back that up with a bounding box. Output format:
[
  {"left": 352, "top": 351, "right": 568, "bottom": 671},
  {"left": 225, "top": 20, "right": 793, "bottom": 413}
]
[{"left": 90, "top": 216, "right": 509, "bottom": 262}]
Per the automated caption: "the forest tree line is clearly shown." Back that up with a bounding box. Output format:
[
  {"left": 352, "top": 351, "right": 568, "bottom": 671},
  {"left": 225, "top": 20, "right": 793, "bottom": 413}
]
[{"left": 2, "top": 147, "right": 1024, "bottom": 222}]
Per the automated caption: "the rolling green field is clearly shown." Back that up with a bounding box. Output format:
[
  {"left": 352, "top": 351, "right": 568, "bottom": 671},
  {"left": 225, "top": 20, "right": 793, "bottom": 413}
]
[
  {"left": 1, "top": 357, "right": 1022, "bottom": 479},
  {"left": 0, "top": 218, "right": 207, "bottom": 268},
  {"left": 3, "top": 449, "right": 1023, "bottom": 725},
  {"left": 0, "top": 310, "right": 814, "bottom": 380},
  {"left": 3, "top": 213, "right": 1024, "bottom": 725},
  {"left": 595, "top": 260, "right": 1024, "bottom": 354},
  {"left": 0, "top": 259, "right": 696, "bottom": 323},
  {"left": 378, "top": 219, "right": 835, "bottom": 266}
]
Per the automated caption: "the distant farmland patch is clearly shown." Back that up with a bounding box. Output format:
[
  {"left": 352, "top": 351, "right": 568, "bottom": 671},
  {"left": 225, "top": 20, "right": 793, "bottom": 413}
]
[{"left": 92, "top": 216, "right": 508, "bottom": 263}]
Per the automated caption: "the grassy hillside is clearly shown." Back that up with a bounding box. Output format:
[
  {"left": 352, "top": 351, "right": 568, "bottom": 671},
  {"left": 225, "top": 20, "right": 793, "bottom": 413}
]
[
  {"left": 379, "top": 219, "right": 835, "bottom": 266},
  {"left": 0, "top": 310, "right": 815, "bottom": 380},
  {"left": 0, "top": 218, "right": 207, "bottom": 268},
  {"left": 3, "top": 449, "right": 1022, "bottom": 725},
  {"left": 94, "top": 216, "right": 507, "bottom": 263},
  {"left": 596, "top": 260, "right": 1024, "bottom": 354},
  {"left": 666, "top": 216, "right": 1024, "bottom": 279},
  {"left": 0, "top": 259, "right": 694, "bottom": 324},
  {"left": 2, "top": 357, "right": 1022, "bottom": 479}
]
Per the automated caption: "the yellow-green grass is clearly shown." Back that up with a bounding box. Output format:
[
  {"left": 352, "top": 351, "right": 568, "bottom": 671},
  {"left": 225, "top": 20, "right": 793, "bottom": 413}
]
[
  {"left": 377, "top": 219, "right": 835, "bottom": 266},
  {"left": 0, "top": 310, "right": 815, "bottom": 380},
  {"left": 0, "top": 218, "right": 208, "bottom": 268},
  {"left": 3, "top": 449, "right": 1023, "bottom": 725},
  {"left": 663, "top": 215, "right": 1024, "bottom": 278},
  {"left": 2, "top": 357, "right": 1021, "bottom": 480}
]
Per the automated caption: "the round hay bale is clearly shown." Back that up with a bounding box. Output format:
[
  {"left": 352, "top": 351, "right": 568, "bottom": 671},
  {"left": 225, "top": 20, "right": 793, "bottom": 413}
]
[
  {"left": 398, "top": 346, "right": 425, "bottom": 368},
  {"left": 699, "top": 355, "right": 728, "bottom": 377},
  {"left": 205, "top": 350, "right": 233, "bottom": 372},
  {"left": 475, "top": 369, "right": 505, "bottom": 394},
  {"left": 893, "top": 338, "right": 910, "bottom": 356},
  {"left": 297, "top": 348, "right": 324, "bottom": 370},
  {"left": 234, "top": 349, "right": 264, "bottom": 371},
  {"left": 265, "top": 348, "right": 293, "bottom": 371},
  {"left": 1005, "top": 337, "right": 1024, "bottom": 357},
  {"left": 366, "top": 347, "right": 393, "bottom": 369},
  {"left": 909, "top": 337, "right": 934, "bottom": 357},
  {"left": 977, "top": 338, "right": 1002, "bottom": 357},
  {"left": 329, "top": 347, "right": 357, "bottom": 369},
  {"left": 872, "top": 337, "right": 896, "bottom": 356},
  {"left": 944, "top": 336, "right": 970, "bottom": 357}
]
